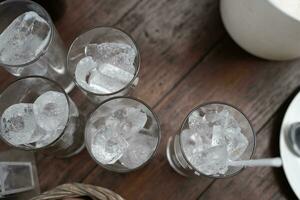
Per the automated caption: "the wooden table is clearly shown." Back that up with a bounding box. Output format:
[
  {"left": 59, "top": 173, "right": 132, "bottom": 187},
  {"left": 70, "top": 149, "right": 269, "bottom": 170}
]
[{"left": 0, "top": 0, "right": 299, "bottom": 199}]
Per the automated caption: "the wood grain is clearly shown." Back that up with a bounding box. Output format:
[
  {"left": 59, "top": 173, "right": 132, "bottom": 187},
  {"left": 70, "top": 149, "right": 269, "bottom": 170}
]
[
  {"left": 55, "top": 0, "right": 141, "bottom": 46},
  {"left": 0, "top": 68, "right": 14, "bottom": 92},
  {"left": 0, "top": 0, "right": 300, "bottom": 199},
  {"left": 116, "top": 0, "right": 225, "bottom": 105},
  {"left": 36, "top": 0, "right": 226, "bottom": 192},
  {"left": 82, "top": 38, "right": 300, "bottom": 200}
]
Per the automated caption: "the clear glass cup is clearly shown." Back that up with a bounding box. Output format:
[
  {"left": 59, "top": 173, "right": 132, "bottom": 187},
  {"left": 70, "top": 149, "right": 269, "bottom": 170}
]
[
  {"left": 166, "top": 102, "right": 256, "bottom": 178},
  {"left": 85, "top": 97, "right": 160, "bottom": 172},
  {"left": 67, "top": 27, "right": 140, "bottom": 104},
  {"left": 0, "top": 76, "right": 85, "bottom": 158},
  {"left": 0, "top": 0, "right": 74, "bottom": 93}
]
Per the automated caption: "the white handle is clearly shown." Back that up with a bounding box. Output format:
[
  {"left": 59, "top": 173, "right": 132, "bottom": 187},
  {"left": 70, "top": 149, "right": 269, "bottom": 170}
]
[{"left": 228, "top": 157, "right": 282, "bottom": 168}]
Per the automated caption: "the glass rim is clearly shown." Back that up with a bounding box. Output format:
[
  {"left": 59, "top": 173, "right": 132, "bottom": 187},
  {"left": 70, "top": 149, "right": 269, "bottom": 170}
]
[
  {"left": 85, "top": 96, "right": 161, "bottom": 173},
  {"left": 67, "top": 26, "right": 141, "bottom": 96},
  {"left": 0, "top": 0, "right": 54, "bottom": 68},
  {"left": 178, "top": 101, "right": 256, "bottom": 179},
  {"left": 0, "top": 75, "right": 72, "bottom": 151}
]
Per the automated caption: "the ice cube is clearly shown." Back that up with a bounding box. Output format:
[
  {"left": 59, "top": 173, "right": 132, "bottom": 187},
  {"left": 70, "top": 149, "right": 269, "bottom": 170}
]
[
  {"left": 85, "top": 43, "right": 136, "bottom": 74},
  {"left": 91, "top": 127, "right": 128, "bottom": 165},
  {"left": 74, "top": 56, "right": 97, "bottom": 85},
  {"left": 219, "top": 109, "right": 230, "bottom": 119},
  {"left": 188, "top": 111, "right": 210, "bottom": 132},
  {"left": 75, "top": 56, "right": 103, "bottom": 93},
  {"left": 181, "top": 129, "right": 202, "bottom": 156},
  {"left": 119, "top": 133, "right": 157, "bottom": 169},
  {"left": 212, "top": 125, "right": 226, "bottom": 146},
  {"left": 204, "top": 110, "right": 220, "bottom": 123},
  {"left": 84, "top": 43, "right": 98, "bottom": 57},
  {"left": 0, "top": 11, "right": 51, "bottom": 65},
  {"left": 122, "top": 107, "right": 147, "bottom": 134},
  {"left": 29, "top": 126, "right": 55, "bottom": 148},
  {"left": 0, "top": 103, "right": 42, "bottom": 145},
  {"left": 181, "top": 129, "right": 211, "bottom": 158},
  {"left": 105, "top": 114, "right": 132, "bottom": 140},
  {"left": 225, "top": 128, "right": 249, "bottom": 160},
  {"left": 88, "top": 65, "right": 129, "bottom": 93},
  {"left": 188, "top": 111, "right": 208, "bottom": 130},
  {"left": 75, "top": 56, "right": 133, "bottom": 94},
  {"left": 107, "top": 107, "right": 147, "bottom": 139},
  {"left": 41, "top": 116, "right": 77, "bottom": 149},
  {"left": 98, "top": 63, "right": 134, "bottom": 84},
  {"left": 214, "top": 109, "right": 240, "bottom": 130},
  {"left": 224, "top": 114, "right": 240, "bottom": 130},
  {"left": 33, "top": 91, "right": 69, "bottom": 133},
  {"left": 192, "top": 145, "right": 228, "bottom": 176}
]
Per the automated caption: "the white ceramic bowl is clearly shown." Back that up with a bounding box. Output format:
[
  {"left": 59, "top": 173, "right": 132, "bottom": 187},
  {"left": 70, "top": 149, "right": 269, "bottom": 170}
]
[{"left": 220, "top": 0, "right": 300, "bottom": 61}]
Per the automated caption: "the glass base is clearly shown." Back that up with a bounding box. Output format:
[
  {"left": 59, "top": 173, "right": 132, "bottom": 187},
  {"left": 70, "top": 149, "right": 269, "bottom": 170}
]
[
  {"left": 166, "top": 137, "right": 189, "bottom": 177},
  {"left": 57, "top": 142, "right": 85, "bottom": 158}
]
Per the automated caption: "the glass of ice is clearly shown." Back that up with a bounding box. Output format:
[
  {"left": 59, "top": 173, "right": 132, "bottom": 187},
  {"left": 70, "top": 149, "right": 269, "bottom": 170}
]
[
  {"left": 166, "top": 102, "right": 255, "bottom": 178},
  {"left": 0, "top": 76, "right": 85, "bottom": 158},
  {"left": 0, "top": 0, "right": 74, "bottom": 93},
  {"left": 67, "top": 27, "right": 140, "bottom": 104},
  {"left": 85, "top": 97, "right": 160, "bottom": 172}
]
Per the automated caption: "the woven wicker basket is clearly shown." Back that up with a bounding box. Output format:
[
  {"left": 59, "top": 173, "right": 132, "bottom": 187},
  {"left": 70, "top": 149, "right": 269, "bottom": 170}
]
[{"left": 31, "top": 183, "right": 125, "bottom": 200}]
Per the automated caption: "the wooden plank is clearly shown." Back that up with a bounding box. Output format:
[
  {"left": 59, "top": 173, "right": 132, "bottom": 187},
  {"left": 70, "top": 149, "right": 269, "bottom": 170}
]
[
  {"left": 198, "top": 106, "right": 298, "bottom": 200},
  {"left": 116, "top": 0, "right": 225, "bottom": 105},
  {"left": 55, "top": 0, "right": 141, "bottom": 46},
  {"left": 36, "top": 0, "right": 225, "bottom": 192},
  {"left": 83, "top": 38, "right": 300, "bottom": 200},
  {"left": 155, "top": 37, "right": 300, "bottom": 133},
  {"left": 0, "top": 68, "right": 13, "bottom": 92}
]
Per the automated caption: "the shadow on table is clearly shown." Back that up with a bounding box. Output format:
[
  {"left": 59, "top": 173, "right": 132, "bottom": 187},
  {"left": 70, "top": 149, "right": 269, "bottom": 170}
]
[
  {"left": 0, "top": 0, "right": 67, "bottom": 22},
  {"left": 32, "top": 0, "right": 67, "bottom": 22}
]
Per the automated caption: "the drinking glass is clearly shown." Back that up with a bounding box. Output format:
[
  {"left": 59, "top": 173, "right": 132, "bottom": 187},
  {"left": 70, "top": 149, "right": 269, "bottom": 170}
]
[
  {"left": 0, "top": 76, "right": 84, "bottom": 158},
  {"left": 67, "top": 27, "right": 140, "bottom": 104},
  {"left": 0, "top": 0, "right": 74, "bottom": 93},
  {"left": 85, "top": 97, "right": 160, "bottom": 172},
  {"left": 0, "top": 162, "right": 34, "bottom": 196},
  {"left": 166, "top": 102, "right": 256, "bottom": 178}
]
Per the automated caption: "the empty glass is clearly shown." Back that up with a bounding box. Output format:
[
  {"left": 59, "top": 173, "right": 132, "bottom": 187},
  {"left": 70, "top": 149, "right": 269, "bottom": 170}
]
[
  {"left": 0, "top": 0, "right": 74, "bottom": 93},
  {"left": 85, "top": 97, "right": 160, "bottom": 172},
  {"left": 67, "top": 27, "right": 140, "bottom": 103},
  {"left": 0, "top": 162, "right": 34, "bottom": 196},
  {"left": 0, "top": 76, "right": 84, "bottom": 158},
  {"left": 166, "top": 102, "right": 255, "bottom": 178},
  {"left": 0, "top": 149, "right": 40, "bottom": 199}
]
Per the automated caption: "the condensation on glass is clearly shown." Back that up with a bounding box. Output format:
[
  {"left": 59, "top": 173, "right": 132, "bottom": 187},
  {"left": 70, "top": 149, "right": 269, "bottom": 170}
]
[
  {"left": 0, "top": 0, "right": 74, "bottom": 93},
  {"left": 67, "top": 27, "right": 140, "bottom": 104},
  {"left": 85, "top": 97, "right": 160, "bottom": 172},
  {"left": 166, "top": 102, "right": 256, "bottom": 178},
  {"left": 0, "top": 76, "right": 84, "bottom": 158}
]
